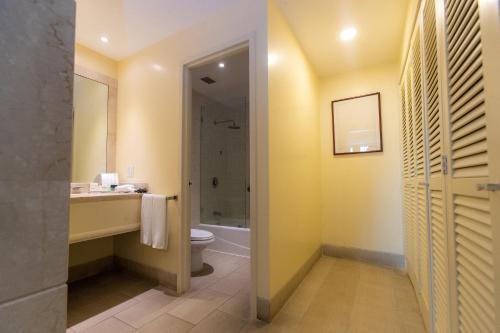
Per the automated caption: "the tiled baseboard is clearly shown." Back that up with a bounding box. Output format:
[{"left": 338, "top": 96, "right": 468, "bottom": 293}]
[
  {"left": 322, "top": 244, "right": 405, "bottom": 270},
  {"left": 68, "top": 256, "right": 115, "bottom": 283},
  {"left": 257, "top": 247, "right": 322, "bottom": 322},
  {"left": 68, "top": 256, "right": 178, "bottom": 294},
  {"left": 114, "top": 256, "right": 178, "bottom": 294}
]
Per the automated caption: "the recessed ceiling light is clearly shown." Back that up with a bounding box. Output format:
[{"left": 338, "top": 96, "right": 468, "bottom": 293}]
[
  {"left": 152, "top": 63, "right": 164, "bottom": 72},
  {"left": 100, "top": 36, "right": 109, "bottom": 43},
  {"left": 218, "top": 62, "right": 225, "bottom": 68},
  {"left": 340, "top": 27, "right": 357, "bottom": 41}
]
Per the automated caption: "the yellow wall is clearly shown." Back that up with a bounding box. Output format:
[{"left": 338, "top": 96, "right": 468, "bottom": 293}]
[
  {"left": 267, "top": 0, "right": 322, "bottom": 298},
  {"left": 114, "top": 0, "right": 269, "bottom": 294},
  {"left": 69, "top": 237, "right": 113, "bottom": 268},
  {"left": 319, "top": 63, "right": 404, "bottom": 255},
  {"left": 75, "top": 44, "right": 118, "bottom": 78}
]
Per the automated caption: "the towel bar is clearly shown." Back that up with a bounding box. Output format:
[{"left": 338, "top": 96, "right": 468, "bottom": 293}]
[{"left": 166, "top": 195, "right": 178, "bottom": 201}]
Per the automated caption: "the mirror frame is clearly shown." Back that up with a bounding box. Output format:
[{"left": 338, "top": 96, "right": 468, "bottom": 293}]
[{"left": 74, "top": 65, "right": 117, "bottom": 174}]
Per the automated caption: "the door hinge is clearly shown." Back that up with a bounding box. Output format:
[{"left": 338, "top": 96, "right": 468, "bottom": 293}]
[{"left": 442, "top": 155, "right": 448, "bottom": 175}]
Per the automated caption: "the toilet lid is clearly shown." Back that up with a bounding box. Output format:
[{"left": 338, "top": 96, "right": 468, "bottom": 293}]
[{"left": 191, "top": 228, "right": 214, "bottom": 241}]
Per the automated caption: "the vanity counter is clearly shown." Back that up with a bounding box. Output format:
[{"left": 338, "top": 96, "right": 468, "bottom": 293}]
[
  {"left": 69, "top": 193, "right": 142, "bottom": 244},
  {"left": 70, "top": 192, "right": 142, "bottom": 203}
]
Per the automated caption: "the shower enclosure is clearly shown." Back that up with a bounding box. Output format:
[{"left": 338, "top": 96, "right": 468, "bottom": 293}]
[{"left": 199, "top": 97, "right": 249, "bottom": 229}]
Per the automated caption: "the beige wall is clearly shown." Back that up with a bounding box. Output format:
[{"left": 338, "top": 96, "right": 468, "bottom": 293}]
[
  {"left": 267, "top": 0, "right": 322, "bottom": 298},
  {"left": 114, "top": 0, "right": 269, "bottom": 294},
  {"left": 75, "top": 44, "right": 118, "bottom": 79},
  {"left": 319, "top": 63, "right": 404, "bottom": 255}
]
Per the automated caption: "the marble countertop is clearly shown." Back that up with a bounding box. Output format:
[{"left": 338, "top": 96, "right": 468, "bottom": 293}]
[{"left": 70, "top": 192, "right": 142, "bottom": 203}]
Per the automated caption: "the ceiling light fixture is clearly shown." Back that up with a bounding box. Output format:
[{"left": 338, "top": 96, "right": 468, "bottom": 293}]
[
  {"left": 340, "top": 27, "right": 357, "bottom": 41},
  {"left": 152, "top": 63, "right": 164, "bottom": 72},
  {"left": 100, "top": 36, "right": 109, "bottom": 43},
  {"left": 218, "top": 62, "right": 225, "bottom": 68}
]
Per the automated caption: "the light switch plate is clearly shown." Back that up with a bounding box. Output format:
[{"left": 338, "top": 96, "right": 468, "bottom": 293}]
[{"left": 127, "top": 165, "right": 134, "bottom": 177}]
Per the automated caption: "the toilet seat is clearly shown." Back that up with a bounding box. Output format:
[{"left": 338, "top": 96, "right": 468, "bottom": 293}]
[{"left": 191, "top": 228, "right": 214, "bottom": 242}]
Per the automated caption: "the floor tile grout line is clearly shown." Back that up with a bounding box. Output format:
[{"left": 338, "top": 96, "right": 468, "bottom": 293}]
[
  {"left": 69, "top": 298, "right": 141, "bottom": 332},
  {"left": 112, "top": 316, "right": 138, "bottom": 331},
  {"left": 167, "top": 303, "right": 218, "bottom": 327}
]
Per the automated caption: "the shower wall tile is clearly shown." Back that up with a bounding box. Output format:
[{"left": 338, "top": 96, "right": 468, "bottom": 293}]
[
  {"left": 0, "top": 0, "right": 75, "bottom": 329},
  {"left": 191, "top": 93, "right": 248, "bottom": 226}
]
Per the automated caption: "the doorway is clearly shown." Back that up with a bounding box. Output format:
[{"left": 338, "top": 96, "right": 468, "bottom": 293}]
[{"left": 181, "top": 42, "right": 256, "bottom": 319}]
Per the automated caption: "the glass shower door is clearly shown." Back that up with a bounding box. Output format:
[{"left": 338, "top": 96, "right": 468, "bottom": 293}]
[{"left": 199, "top": 99, "right": 248, "bottom": 228}]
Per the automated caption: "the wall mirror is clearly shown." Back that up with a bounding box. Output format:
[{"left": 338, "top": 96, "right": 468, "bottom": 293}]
[
  {"left": 72, "top": 66, "right": 117, "bottom": 182},
  {"left": 331, "top": 92, "right": 383, "bottom": 155}
]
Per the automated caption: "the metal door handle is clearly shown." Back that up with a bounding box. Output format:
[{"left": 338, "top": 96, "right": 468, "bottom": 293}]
[{"left": 476, "top": 183, "right": 500, "bottom": 192}]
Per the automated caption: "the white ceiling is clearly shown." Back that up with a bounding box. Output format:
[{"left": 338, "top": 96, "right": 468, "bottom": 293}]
[
  {"left": 75, "top": 0, "right": 240, "bottom": 60},
  {"left": 191, "top": 50, "right": 249, "bottom": 108},
  {"left": 276, "top": 0, "right": 410, "bottom": 77}
]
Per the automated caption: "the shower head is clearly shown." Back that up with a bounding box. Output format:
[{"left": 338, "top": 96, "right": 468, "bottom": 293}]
[{"left": 214, "top": 119, "right": 240, "bottom": 130}]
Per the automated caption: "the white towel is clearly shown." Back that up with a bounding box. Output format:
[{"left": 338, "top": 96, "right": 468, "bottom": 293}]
[{"left": 141, "top": 194, "right": 168, "bottom": 249}]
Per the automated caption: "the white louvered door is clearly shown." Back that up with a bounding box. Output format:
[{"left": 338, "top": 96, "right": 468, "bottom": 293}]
[
  {"left": 402, "top": 60, "right": 419, "bottom": 291},
  {"left": 440, "top": 0, "right": 500, "bottom": 331},
  {"left": 412, "top": 26, "right": 433, "bottom": 331},
  {"left": 401, "top": 0, "right": 500, "bottom": 331},
  {"left": 422, "top": 0, "right": 451, "bottom": 332}
]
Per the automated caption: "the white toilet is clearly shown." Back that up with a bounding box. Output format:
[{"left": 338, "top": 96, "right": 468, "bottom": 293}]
[{"left": 191, "top": 228, "right": 215, "bottom": 273}]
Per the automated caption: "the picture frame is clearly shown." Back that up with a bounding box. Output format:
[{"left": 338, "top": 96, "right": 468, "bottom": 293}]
[{"left": 331, "top": 92, "right": 383, "bottom": 155}]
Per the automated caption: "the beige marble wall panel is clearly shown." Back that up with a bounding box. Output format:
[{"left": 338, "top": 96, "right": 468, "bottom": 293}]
[
  {"left": 0, "top": 286, "right": 67, "bottom": 333},
  {"left": 0, "top": 0, "right": 75, "bottom": 331}
]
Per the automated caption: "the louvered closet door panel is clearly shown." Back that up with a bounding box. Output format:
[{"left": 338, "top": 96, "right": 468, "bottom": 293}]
[
  {"left": 406, "top": 182, "right": 419, "bottom": 286},
  {"left": 405, "top": 63, "right": 419, "bottom": 289},
  {"left": 422, "top": 0, "right": 451, "bottom": 332},
  {"left": 445, "top": 0, "right": 487, "bottom": 179},
  {"left": 417, "top": 183, "right": 431, "bottom": 317},
  {"left": 407, "top": 68, "right": 416, "bottom": 182},
  {"left": 443, "top": 0, "right": 500, "bottom": 331},
  {"left": 401, "top": 76, "right": 414, "bottom": 281},
  {"left": 412, "top": 32, "right": 425, "bottom": 180},
  {"left": 412, "top": 27, "right": 432, "bottom": 329},
  {"left": 404, "top": 181, "right": 413, "bottom": 279},
  {"left": 401, "top": 81, "right": 410, "bottom": 180},
  {"left": 423, "top": 0, "right": 443, "bottom": 179},
  {"left": 454, "top": 189, "right": 494, "bottom": 332},
  {"left": 430, "top": 189, "right": 450, "bottom": 333}
]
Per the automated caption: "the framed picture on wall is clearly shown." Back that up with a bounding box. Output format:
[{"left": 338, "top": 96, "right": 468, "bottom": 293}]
[{"left": 331, "top": 92, "right": 383, "bottom": 155}]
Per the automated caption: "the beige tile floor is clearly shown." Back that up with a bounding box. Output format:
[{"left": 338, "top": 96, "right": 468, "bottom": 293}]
[{"left": 67, "top": 252, "right": 425, "bottom": 333}]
